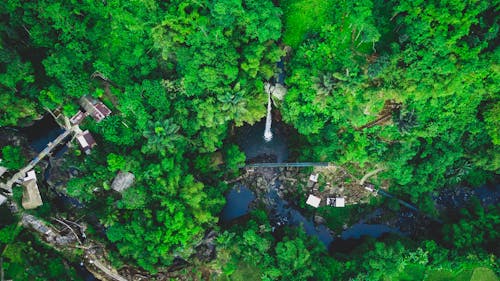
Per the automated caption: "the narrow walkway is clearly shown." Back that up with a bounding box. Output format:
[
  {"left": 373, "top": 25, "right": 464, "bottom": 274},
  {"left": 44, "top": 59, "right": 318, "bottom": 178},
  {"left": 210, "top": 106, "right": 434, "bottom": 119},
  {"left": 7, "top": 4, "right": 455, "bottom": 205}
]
[
  {"left": 375, "top": 189, "right": 420, "bottom": 212},
  {"left": 0, "top": 116, "right": 81, "bottom": 195},
  {"left": 245, "top": 162, "right": 330, "bottom": 168},
  {"left": 89, "top": 258, "right": 128, "bottom": 281},
  {"left": 375, "top": 189, "right": 443, "bottom": 223}
]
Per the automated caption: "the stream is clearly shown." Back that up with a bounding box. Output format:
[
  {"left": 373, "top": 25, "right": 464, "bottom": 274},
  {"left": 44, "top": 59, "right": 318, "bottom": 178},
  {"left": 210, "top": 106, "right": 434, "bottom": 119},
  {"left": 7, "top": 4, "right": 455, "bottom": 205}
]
[
  {"left": 224, "top": 117, "right": 402, "bottom": 249},
  {"left": 222, "top": 116, "right": 500, "bottom": 250}
]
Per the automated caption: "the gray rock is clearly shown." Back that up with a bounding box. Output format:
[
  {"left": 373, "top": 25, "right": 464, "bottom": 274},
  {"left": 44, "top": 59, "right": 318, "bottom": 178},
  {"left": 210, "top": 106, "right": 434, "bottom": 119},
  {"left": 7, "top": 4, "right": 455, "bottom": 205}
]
[
  {"left": 111, "top": 171, "right": 135, "bottom": 193},
  {"left": 314, "top": 215, "right": 326, "bottom": 224}
]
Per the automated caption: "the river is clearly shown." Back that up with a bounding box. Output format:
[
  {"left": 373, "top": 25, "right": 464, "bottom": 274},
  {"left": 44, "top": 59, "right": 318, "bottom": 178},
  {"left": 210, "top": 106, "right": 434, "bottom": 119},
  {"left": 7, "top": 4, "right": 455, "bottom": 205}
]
[
  {"left": 222, "top": 117, "right": 499, "bottom": 250},
  {"left": 223, "top": 118, "right": 402, "bottom": 249}
]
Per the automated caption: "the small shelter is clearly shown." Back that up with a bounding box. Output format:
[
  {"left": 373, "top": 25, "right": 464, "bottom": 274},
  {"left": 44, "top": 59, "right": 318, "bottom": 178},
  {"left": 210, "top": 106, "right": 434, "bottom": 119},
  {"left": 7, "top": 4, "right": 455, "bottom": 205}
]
[
  {"left": 309, "top": 173, "right": 319, "bottom": 183},
  {"left": 76, "top": 130, "right": 96, "bottom": 154},
  {"left": 335, "top": 197, "right": 345, "bottom": 207},
  {"left": 79, "top": 96, "right": 111, "bottom": 122},
  {"left": 307, "top": 173, "right": 319, "bottom": 189},
  {"left": 327, "top": 197, "right": 345, "bottom": 207},
  {"left": 306, "top": 194, "right": 321, "bottom": 208},
  {"left": 69, "top": 110, "right": 88, "bottom": 125},
  {"left": 111, "top": 171, "right": 135, "bottom": 193},
  {"left": 326, "top": 198, "right": 335, "bottom": 206},
  {"left": 21, "top": 170, "right": 43, "bottom": 209}
]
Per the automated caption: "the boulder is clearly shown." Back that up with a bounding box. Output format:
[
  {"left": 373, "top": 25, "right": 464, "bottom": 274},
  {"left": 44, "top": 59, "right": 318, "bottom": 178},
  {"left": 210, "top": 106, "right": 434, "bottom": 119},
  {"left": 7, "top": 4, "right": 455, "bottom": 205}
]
[
  {"left": 314, "top": 215, "right": 326, "bottom": 224},
  {"left": 111, "top": 171, "right": 135, "bottom": 193}
]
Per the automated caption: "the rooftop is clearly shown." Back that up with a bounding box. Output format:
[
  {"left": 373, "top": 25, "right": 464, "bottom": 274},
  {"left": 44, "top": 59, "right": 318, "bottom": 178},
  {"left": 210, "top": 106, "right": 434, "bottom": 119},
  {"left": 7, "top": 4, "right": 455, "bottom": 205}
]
[
  {"left": 22, "top": 179, "right": 43, "bottom": 209},
  {"left": 306, "top": 194, "right": 321, "bottom": 208},
  {"left": 77, "top": 130, "right": 97, "bottom": 154},
  {"left": 79, "top": 96, "right": 111, "bottom": 122}
]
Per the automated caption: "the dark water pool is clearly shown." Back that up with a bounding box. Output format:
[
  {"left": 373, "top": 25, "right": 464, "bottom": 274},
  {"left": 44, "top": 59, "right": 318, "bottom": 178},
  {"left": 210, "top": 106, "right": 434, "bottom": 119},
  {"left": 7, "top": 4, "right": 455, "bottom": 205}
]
[
  {"left": 220, "top": 185, "right": 255, "bottom": 222},
  {"left": 220, "top": 184, "right": 404, "bottom": 248},
  {"left": 21, "top": 114, "right": 64, "bottom": 153},
  {"left": 236, "top": 118, "right": 289, "bottom": 163},
  {"left": 341, "top": 224, "right": 401, "bottom": 239}
]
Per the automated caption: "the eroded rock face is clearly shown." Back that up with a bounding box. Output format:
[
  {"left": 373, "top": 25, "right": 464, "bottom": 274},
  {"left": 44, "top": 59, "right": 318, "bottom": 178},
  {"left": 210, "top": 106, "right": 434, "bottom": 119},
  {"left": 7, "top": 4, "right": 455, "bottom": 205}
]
[{"left": 111, "top": 171, "right": 135, "bottom": 193}]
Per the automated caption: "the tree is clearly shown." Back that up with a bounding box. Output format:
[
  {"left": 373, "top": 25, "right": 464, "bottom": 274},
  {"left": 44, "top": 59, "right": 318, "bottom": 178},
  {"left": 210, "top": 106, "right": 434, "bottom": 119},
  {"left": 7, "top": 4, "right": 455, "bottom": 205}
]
[{"left": 1, "top": 145, "right": 25, "bottom": 170}]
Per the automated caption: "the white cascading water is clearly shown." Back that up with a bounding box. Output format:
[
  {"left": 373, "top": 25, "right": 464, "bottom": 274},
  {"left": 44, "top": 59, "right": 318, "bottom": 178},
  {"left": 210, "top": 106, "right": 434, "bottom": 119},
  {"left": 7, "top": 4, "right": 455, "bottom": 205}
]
[{"left": 264, "top": 92, "right": 273, "bottom": 142}]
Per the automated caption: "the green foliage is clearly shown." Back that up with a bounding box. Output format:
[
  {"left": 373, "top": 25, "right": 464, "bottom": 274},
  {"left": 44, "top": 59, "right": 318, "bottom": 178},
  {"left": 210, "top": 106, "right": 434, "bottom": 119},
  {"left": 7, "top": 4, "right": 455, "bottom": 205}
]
[
  {"left": 281, "top": 0, "right": 500, "bottom": 202},
  {"left": 483, "top": 101, "right": 500, "bottom": 146},
  {"left": 224, "top": 144, "right": 246, "bottom": 174},
  {"left": 1, "top": 224, "right": 83, "bottom": 281},
  {"left": 281, "top": 0, "right": 334, "bottom": 48},
  {"left": 1, "top": 145, "right": 25, "bottom": 169},
  {"left": 0, "top": 223, "right": 20, "bottom": 244},
  {"left": 444, "top": 200, "right": 500, "bottom": 253},
  {"left": 343, "top": 239, "right": 498, "bottom": 281},
  {"left": 0, "top": 40, "right": 38, "bottom": 126},
  {"left": 0, "top": 0, "right": 498, "bottom": 277}
]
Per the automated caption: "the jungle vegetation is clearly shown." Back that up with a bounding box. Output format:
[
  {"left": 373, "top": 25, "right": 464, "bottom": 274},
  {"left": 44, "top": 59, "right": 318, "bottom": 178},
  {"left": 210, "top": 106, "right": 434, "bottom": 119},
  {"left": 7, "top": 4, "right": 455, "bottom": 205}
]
[{"left": 0, "top": 0, "right": 498, "bottom": 280}]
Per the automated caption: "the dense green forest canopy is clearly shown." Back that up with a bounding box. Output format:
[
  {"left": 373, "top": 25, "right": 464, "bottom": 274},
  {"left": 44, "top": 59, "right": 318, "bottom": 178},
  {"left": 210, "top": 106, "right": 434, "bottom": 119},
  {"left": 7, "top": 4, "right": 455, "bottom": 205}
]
[{"left": 0, "top": 0, "right": 498, "bottom": 279}]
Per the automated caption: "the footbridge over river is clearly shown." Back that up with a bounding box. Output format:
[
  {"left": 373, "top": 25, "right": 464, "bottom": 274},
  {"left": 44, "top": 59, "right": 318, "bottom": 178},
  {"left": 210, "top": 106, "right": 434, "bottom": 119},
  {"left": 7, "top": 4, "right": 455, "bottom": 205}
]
[{"left": 0, "top": 114, "right": 82, "bottom": 195}]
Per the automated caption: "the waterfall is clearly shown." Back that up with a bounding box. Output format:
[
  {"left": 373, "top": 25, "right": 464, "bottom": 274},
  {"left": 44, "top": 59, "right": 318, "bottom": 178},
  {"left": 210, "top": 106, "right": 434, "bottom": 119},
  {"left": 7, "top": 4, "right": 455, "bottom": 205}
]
[{"left": 264, "top": 92, "right": 273, "bottom": 142}]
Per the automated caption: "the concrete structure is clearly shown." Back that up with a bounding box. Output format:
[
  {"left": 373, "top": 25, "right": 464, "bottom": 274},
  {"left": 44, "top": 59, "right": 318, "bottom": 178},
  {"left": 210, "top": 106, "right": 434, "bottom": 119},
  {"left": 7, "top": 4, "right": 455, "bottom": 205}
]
[
  {"left": 24, "top": 170, "right": 36, "bottom": 181},
  {"left": 76, "top": 130, "right": 97, "bottom": 154},
  {"left": 22, "top": 171, "right": 43, "bottom": 209},
  {"left": 111, "top": 171, "right": 135, "bottom": 193},
  {"left": 79, "top": 96, "right": 111, "bottom": 122},
  {"left": 306, "top": 194, "right": 321, "bottom": 208}
]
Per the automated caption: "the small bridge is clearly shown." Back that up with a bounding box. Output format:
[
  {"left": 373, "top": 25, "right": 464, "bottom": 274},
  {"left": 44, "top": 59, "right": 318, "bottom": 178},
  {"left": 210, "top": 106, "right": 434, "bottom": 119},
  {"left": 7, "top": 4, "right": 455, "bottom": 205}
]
[
  {"left": 245, "top": 162, "right": 331, "bottom": 168},
  {"left": 0, "top": 115, "right": 81, "bottom": 195}
]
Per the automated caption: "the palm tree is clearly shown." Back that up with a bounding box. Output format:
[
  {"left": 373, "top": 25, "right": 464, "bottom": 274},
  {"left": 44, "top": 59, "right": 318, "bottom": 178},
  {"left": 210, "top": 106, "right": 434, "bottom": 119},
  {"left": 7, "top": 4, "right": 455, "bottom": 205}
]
[{"left": 142, "top": 119, "right": 183, "bottom": 155}]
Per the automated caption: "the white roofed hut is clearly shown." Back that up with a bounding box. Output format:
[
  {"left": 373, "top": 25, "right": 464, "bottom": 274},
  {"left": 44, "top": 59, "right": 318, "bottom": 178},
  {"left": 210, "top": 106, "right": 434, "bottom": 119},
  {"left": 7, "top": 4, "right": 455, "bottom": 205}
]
[
  {"left": 335, "top": 197, "right": 345, "bottom": 207},
  {"left": 327, "top": 197, "right": 345, "bottom": 207},
  {"left": 306, "top": 194, "right": 321, "bottom": 208},
  {"left": 309, "top": 173, "right": 319, "bottom": 183}
]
